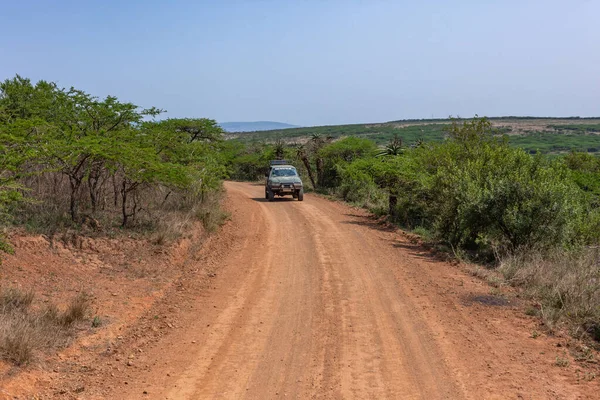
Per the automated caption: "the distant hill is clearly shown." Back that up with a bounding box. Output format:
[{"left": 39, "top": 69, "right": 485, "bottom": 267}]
[
  {"left": 225, "top": 117, "right": 600, "bottom": 155},
  {"left": 219, "top": 121, "right": 299, "bottom": 133}
]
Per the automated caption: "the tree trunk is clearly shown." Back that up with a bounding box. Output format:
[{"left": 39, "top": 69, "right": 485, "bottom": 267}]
[
  {"left": 88, "top": 160, "right": 108, "bottom": 214},
  {"left": 121, "top": 180, "right": 128, "bottom": 227},
  {"left": 89, "top": 179, "right": 98, "bottom": 214},
  {"left": 66, "top": 155, "right": 90, "bottom": 222},
  {"left": 388, "top": 194, "right": 398, "bottom": 219},
  {"left": 316, "top": 157, "right": 324, "bottom": 187},
  {"left": 69, "top": 176, "right": 81, "bottom": 222},
  {"left": 121, "top": 179, "right": 140, "bottom": 227},
  {"left": 131, "top": 190, "right": 139, "bottom": 222},
  {"left": 113, "top": 175, "right": 119, "bottom": 208},
  {"left": 301, "top": 156, "right": 317, "bottom": 189}
]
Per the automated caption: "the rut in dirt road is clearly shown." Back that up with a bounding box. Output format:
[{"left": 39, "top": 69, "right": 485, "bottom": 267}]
[{"left": 109, "top": 182, "right": 596, "bottom": 400}]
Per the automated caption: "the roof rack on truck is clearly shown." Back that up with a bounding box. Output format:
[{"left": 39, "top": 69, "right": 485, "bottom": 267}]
[{"left": 269, "top": 160, "right": 289, "bottom": 166}]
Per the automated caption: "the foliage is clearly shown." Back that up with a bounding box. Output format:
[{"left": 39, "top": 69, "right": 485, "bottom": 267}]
[
  {"left": 0, "top": 74, "right": 229, "bottom": 251},
  {"left": 226, "top": 142, "right": 276, "bottom": 181},
  {"left": 376, "top": 134, "right": 403, "bottom": 157},
  {"left": 426, "top": 144, "right": 583, "bottom": 254},
  {"left": 317, "top": 137, "right": 376, "bottom": 188},
  {"left": 318, "top": 136, "right": 377, "bottom": 162},
  {"left": 335, "top": 118, "right": 593, "bottom": 259},
  {"left": 564, "top": 152, "right": 600, "bottom": 204},
  {"left": 419, "top": 119, "right": 586, "bottom": 254},
  {"left": 339, "top": 154, "right": 427, "bottom": 221},
  {"left": 563, "top": 152, "right": 600, "bottom": 244}
]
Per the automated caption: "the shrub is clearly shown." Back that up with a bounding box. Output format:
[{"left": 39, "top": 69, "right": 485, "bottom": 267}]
[
  {"left": 336, "top": 161, "right": 387, "bottom": 210},
  {"left": 564, "top": 151, "right": 600, "bottom": 207},
  {"left": 318, "top": 137, "right": 377, "bottom": 188},
  {"left": 336, "top": 118, "right": 591, "bottom": 258},
  {"left": 429, "top": 146, "right": 584, "bottom": 253},
  {"left": 339, "top": 154, "right": 430, "bottom": 225},
  {"left": 413, "top": 119, "right": 588, "bottom": 256}
]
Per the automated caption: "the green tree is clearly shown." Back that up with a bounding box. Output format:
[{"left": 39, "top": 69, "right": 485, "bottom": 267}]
[
  {"left": 340, "top": 154, "right": 427, "bottom": 221},
  {"left": 0, "top": 75, "right": 230, "bottom": 231},
  {"left": 39, "top": 89, "right": 161, "bottom": 221},
  {"left": 318, "top": 137, "right": 376, "bottom": 188}
]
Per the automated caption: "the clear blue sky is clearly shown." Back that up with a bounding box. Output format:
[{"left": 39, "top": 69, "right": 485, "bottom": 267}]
[{"left": 1, "top": 0, "right": 598, "bottom": 126}]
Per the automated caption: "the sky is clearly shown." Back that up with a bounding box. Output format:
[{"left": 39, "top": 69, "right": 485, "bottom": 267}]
[{"left": 1, "top": 0, "right": 599, "bottom": 126}]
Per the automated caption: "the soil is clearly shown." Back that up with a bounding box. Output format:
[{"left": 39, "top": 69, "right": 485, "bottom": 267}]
[{"left": 1, "top": 181, "right": 599, "bottom": 399}]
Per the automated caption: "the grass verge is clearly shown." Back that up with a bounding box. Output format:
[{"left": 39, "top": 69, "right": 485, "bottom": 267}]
[
  {"left": 0, "top": 288, "right": 91, "bottom": 366},
  {"left": 499, "top": 248, "right": 600, "bottom": 342}
]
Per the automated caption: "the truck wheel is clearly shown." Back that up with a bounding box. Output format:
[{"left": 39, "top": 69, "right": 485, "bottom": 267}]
[
  {"left": 297, "top": 188, "right": 304, "bottom": 201},
  {"left": 267, "top": 189, "right": 275, "bottom": 202}
]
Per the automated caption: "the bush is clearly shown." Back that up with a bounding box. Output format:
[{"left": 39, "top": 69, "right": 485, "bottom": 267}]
[
  {"left": 318, "top": 137, "right": 377, "bottom": 188},
  {"left": 425, "top": 143, "right": 585, "bottom": 254},
  {"left": 336, "top": 161, "right": 387, "bottom": 210},
  {"left": 336, "top": 118, "right": 592, "bottom": 258},
  {"left": 226, "top": 142, "right": 274, "bottom": 181},
  {"left": 564, "top": 152, "right": 600, "bottom": 207},
  {"left": 338, "top": 154, "right": 430, "bottom": 225}
]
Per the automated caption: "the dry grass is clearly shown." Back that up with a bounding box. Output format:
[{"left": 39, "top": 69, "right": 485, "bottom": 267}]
[
  {"left": 151, "top": 204, "right": 199, "bottom": 246},
  {"left": 0, "top": 288, "right": 91, "bottom": 365},
  {"left": 196, "top": 194, "right": 230, "bottom": 233},
  {"left": 60, "top": 292, "right": 91, "bottom": 326},
  {"left": 468, "top": 266, "right": 505, "bottom": 288},
  {"left": 14, "top": 172, "right": 227, "bottom": 248},
  {"left": 17, "top": 172, "right": 227, "bottom": 249},
  {"left": 499, "top": 247, "right": 600, "bottom": 341},
  {"left": 151, "top": 189, "right": 228, "bottom": 245},
  {"left": 0, "top": 287, "right": 34, "bottom": 311}
]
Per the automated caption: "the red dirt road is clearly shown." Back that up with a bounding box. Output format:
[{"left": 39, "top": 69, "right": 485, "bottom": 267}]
[{"left": 85, "top": 182, "right": 598, "bottom": 399}]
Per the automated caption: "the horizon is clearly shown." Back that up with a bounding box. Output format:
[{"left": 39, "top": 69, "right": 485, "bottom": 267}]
[
  {"left": 2, "top": 1, "right": 599, "bottom": 126},
  {"left": 221, "top": 115, "right": 600, "bottom": 129}
]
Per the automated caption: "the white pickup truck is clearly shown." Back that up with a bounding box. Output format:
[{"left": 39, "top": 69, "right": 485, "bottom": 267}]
[{"left": 265, "top": 160, "right": 304, "bottom": 202}]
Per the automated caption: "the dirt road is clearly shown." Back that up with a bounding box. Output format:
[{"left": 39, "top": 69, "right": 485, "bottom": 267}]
[{"left": 101, "top": 182, "right": 596, "bottom": 399}]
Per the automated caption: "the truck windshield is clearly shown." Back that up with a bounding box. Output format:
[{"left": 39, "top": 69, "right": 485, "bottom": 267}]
[{"left": 272, "top": 168, "right": 297, "bottom": 177}]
